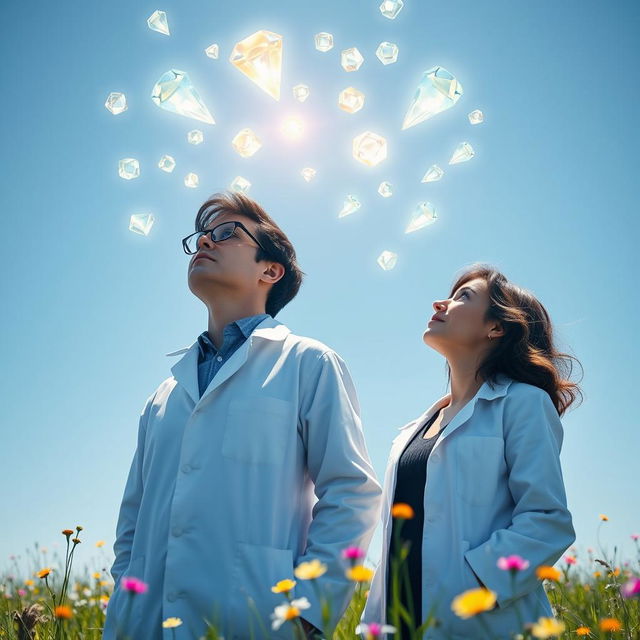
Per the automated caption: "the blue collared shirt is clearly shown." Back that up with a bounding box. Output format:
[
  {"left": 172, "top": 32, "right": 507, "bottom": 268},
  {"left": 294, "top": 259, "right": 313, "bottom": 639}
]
[{"left": 196, "top": 313, "right": 270, "bottom": 397}]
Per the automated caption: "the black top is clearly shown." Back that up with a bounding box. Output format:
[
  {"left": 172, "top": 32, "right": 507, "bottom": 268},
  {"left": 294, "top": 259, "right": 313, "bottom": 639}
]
[{"left": 387, "top": 409, "right": 443, "bottom": 631}]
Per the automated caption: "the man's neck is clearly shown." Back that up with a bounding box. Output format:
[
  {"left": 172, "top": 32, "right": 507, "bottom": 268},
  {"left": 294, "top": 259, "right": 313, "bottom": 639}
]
[{"left": 206, "top": 300, "right": 267, "bottom": 349}]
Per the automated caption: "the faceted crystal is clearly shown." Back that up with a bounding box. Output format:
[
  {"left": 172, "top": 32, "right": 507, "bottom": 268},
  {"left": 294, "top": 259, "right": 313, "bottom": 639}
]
[
  {"left": 376, "top": 42, "right": 399, "bottom": 65},
  {"left": 314, "top": 32, "right": 334, "bottom": 52},
  {"left": 468, "top": 109, "right": 484, "bottom": 125},
  {"left": 129, "top": 213, "right": 155, "bottom": 236},
  {"left": 205, "top": 44, "right": 219, "bottom": 59},
  {"left": 421, "top": 164, "right": 444, "bottom": 183},
  {"left": 158, "top": 154, "right": 176, "bottom": 173},
  {"left": 449, "top": 142, "right": 475, "bottom": 164},
  {"left": 353, "top": 131, "right": 387, "bottom": 167},
  {"left": 147, "top": 10, "right": 170, "bottom": 35},
  {"left": 341, "top": 47, "right": 364, "bottom": 72},
  {"left": 118, "top": 158, "right": 140, "bottom": 180},
  {"left": 230, "top": 30, "right": 283, "bottom": 100},
  {"left": 339, "top": 195, "right": 361, "bottom": 218},
  {"left": 230, "top": 176, "right": 251, "bottom": 193},
  {"left": 293, "top": 84, "right": 310, "bottom": 102},
  {"left": 151, "top": 69, "right": 215, "bottom": 124},
  {"left": 377, "top": 250, "right": 398, "bottom": 270},
  {"left": 378, "top": 181, "right": 393, "bottom": 197},
  {"left": 184, "top": 172, "right": 199, "bottom": 188},
  {"left": 401, "top": 66, "right": 463, "bottom": 130},
  {"left": 338, "top": 87, "right": 365, "bottom": 114},
  {"left": 105, "top": 92, "right": 127, "bottom": 115},
  {"left": 405, "top": 202, "right": 438, "bottom": 234},
  {"left": 379, "top": 0, "right": 404, "bottom": 19},
  {"left": 301, "top": 167, "right": 316, "bottom": 182},
  {"left": 187, "top": 129, "right": 204, "bottom": 145},
  {"left": 232, "top": 128, "right": 262, "bottom": 157}
]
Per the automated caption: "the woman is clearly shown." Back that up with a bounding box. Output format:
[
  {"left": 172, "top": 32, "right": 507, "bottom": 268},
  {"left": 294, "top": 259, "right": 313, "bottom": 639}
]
[{"left": 362, "top": 265, "right": 581, "bottom": 639}]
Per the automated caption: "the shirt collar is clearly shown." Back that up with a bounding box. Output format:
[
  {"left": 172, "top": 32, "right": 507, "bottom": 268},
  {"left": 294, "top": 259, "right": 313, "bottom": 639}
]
[{"left": 196, "top": 313, "right": 271, "bottom": 358}]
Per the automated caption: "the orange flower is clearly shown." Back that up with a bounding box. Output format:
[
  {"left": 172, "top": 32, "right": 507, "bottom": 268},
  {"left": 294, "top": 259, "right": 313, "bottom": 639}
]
[
  {"left": 346, "top": 565, "right": 375, "bottom": 582},
  {"left": 599, "top": 618, "right": 622, "bottom": 632},
  {"left": 593, "top": 571, "right": 602, "bottom": 578},
  {"left": 95, "top": 540, "right": 105, "bottom": 548},
  {"left": 37, "top": 568, "right": 52, "bottom": 579},
  {"left": 54, "top": 605, "right": 73, "bottom": 620},
  {"left": 535, "top": 566, "right": 561, "bottom": 582},
  {"left": 61, "top": 529, "right": 74, "bottom": 537},
  {"left": 609, "top": 568, "right": 620, "bottom": 577},
  {"left": 24, "top": 579, "right": 34, "bottom": 587},
  {"left": 391, "top": 503, "right": 414, "bottom": 519},
  {"left": 599, "top": 514, "right": 609, "bottom": 522},
  {"left": 576, "top": 627, "right": 590, "bottom": 636},
  {"left": 71, "top": 538, "right": 81, "bottom": 545}
]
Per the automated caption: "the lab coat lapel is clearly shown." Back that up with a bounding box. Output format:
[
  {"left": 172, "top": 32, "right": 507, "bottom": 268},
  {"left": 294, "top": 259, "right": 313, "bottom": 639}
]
[{"left": 169, "top": 342, "right": 200, "bottom": 406}]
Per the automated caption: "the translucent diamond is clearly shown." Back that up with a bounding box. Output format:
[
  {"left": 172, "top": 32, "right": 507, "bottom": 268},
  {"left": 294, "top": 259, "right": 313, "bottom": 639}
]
[
  {"left": 378, "top": 181, "right": 393, "bottom": 197},
  {"left": 232, "top": 128, "right": 262, "bottom": 157},
  {"left": 376, "top": 42, "right": 399, "bottom": 65},
  {"left": 449, "top": 142, "right": 475, "bottom": 164},
  {"left": 353, "top": 131, "right": 387, "bottom": 167},
  {"left": 339, "top": 195, "right": 361, "bottom": 218},
  {"left": 105, "top": 92, "right": 127, "bottom": 115},
  {"left": 151, "top": 69, "right": 215, "bottom": 124},
  {"left": 129, "top": 213, "right": 155, "bottom": 236},
  {"left": 187, "top": 129, "right": 204, "bottom": 145},
  {"left": 421, "top": 164, "right": 444, "bottom": 183},
  {"left": 341, "top": 47, "right": 364, "bottom": 72},
  {"left": 377, "top": 250, "right": 398, "bottom": 270},
  {"left": 118, "top": 158, "right": 140, "bottom": 180},
  {"left": 338, "top": 87, "right": 365, "bottom": 114},
  {"left": 301, "top": 168, "right": 316, "bottom": 182},
  {"left": 379, "top": 0, "right": 404, "bottom": 19},
  {"left": 147, "top": 10, "right": 170, "bottom": 36},
  {"left": 293, "top": 84, "right": 310, "bottom": 102},
  {"left": 184, "top": 173, "right": 199, "bottom": 188},
  {"left": 401, "top": 66, "right": 463, "bottom": 130},
  {"left": 314, "top": 32, "right": 334, "bottom": 52},
  {"left": 468, "top": 109, "right": 484, "bottom": 125},
  {"left": 230, "top": 176, "right": 251, "bottom": 193},
  {"left": 158, "top": 154, "right": 176, "bottom": 173},
  {"left": 205, "top": 44, "right": 219, "bottom": 59},
  {"left": 405, "top": 202, "right": 438, "bottom": 234},
  {"left": 230, "top": 30, "right": 283, "bottom": 100}
]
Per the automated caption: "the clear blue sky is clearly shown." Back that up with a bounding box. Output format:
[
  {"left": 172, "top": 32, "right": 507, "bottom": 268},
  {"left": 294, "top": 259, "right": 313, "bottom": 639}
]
[{"left": 1, "top": 0, "right": 638, "bottom": 575}]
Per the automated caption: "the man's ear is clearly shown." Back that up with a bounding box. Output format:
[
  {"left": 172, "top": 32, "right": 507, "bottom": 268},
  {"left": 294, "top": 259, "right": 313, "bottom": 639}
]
[{"left": 260, "top": 262, "right": 285, "bottom": 285}]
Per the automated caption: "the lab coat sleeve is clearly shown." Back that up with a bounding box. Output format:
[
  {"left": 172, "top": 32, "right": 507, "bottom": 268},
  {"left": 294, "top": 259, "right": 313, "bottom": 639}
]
[
  {"left": 464, "top": 387, "right": 576, "bottom": 608},
  {"left": 295, "top": 350, "right": 382, "bottom": 631}
]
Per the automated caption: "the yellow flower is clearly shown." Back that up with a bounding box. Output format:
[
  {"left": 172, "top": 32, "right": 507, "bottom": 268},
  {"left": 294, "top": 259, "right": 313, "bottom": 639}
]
[
  {"left": 162, "top": 617, "right": 183, "bottom": 628},
  {"left": 294, "top": 559, "right": 328, "bottom": 580},
  {"left": 95, "top": 540, "right": 105, "bottom": 548},
  {"left": 76, "top": 525, "right": 83, "bottom": 531},
  {"left": 530, "top": 617, "right": 565, "bottom": 638},
  {"left": 599, "top": 514, "right": 609, "bottom": 521},
  {"left": 99, "top": 580, "right": 110, "bottom": 587},
  {"left": 346, "top": 565, "right": 374, "bottom": 582},
  {"left": 593, "top": 571, "right": 602, "bottom": 578},
  {"left": 271, "top": 579, "right": 296, "bottom": 594},
  {"left": 24, "top": 579, "right": 34, "bottom": 587},
  {"left": 391, "top": 503, "right": 414, "bottom": 519},
  {"left": 535, "top": 566, "right": 561, "bottom": 582},
  {"left": 451, "top": 587, "right": 497, "bottom": 619},
  {"left": 54, "top": 605, "right": 73, "bottom": 620},
  {"left": 599, "top": 618, "right": 622, "bottom": 632},
  {"left": 576, "top": 627, "right": 591, "bottom": 636},
  {"left": 608, "top": 568, "right": 620, "bottom": 577},
  {"left": 92, "top": 572, "right": 101, "bottom": 580},
  {"left": 71, "top": 538, "right": 81, "bottom": 545},
  {"left": 33, "top": 588, "right": 40, "bottom": 595},
  {"left": 37, "top": 568, "right": 51, "bottom": 579},
  {"left": 100, "top": 595, "right": 110, "bottom": 604}
]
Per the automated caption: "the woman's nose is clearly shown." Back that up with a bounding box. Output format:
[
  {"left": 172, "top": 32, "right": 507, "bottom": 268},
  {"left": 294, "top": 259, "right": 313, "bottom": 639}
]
[{"left": 433, "top": 300, "right": 447, "bottom": 312}]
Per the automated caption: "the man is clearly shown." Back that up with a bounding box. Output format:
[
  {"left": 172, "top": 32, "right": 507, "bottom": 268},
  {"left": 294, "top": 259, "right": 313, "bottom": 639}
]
[{"left": 102, "top": 192, "right": 382, "bottom": 639}]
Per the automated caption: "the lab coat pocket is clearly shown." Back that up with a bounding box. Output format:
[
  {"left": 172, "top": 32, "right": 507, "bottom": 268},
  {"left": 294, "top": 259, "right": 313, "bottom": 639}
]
[
  {"left": 114, "top": 555, "right": 146, "bottom": 629},
  {"left": 459, "top": 541, "right": 482, "bottom": 591},
  {"left": 455, "top": 436, "right": 504, "bottom": 506},
  {"left": 222, "top": 396, "right": 294, "bottom": 465}
]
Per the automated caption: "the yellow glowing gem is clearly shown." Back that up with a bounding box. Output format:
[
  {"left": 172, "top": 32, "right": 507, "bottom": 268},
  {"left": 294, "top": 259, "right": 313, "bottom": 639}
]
[
  {"left": 352, "top": 131, "right": 387, "bottom": 166},
  {"left": 338, "top": 87, "right": 365, "bottom": 114},
  {"left": 232, "top": 128, "right": 262, "bottom": 157},
  {"left": 281, "top": 117, "right": 304, "bottom": 140}
]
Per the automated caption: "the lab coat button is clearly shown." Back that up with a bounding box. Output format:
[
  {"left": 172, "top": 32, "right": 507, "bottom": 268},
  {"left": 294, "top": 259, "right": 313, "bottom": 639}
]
[
  {"left": 171, "top": 527, "right": 183, "bottom": 537},
  {"left": 181, "top": 464, "right": 192, "bottom": 473}
]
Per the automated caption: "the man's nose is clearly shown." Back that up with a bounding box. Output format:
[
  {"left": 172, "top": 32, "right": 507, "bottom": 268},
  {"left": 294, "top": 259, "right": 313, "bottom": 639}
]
[{"left": 197, "top": 233, "right": 214, "bottom": 250}]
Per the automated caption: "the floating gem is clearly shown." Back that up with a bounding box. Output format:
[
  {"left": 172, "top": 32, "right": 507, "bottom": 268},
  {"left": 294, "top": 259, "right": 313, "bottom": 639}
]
[
  {"left": 378, "top": 181, "right": 393, "bottom": 197},
  {"left": 353, "top": 131, "right": 387, "bottom": 167},
  {"left": 205, "top": 44, "right": 219, "bottom": 59},
  {"left": 401, "top": 66, "right": 463, "bottom": 130},
  {"left": 158, "top": 154, "right": 175, "bottom": 173},
  {"left": 232, "top": 128, "right": 262, "bottom": 157},
  {"left": 421, "top": 164, "right": 444, "bottom": 183},
  {"left": 379, "top": 0, "right": 404, "bottom": 19},
  {"left": 341, "top": 47, "right": 364, "bottom": 72},
  {"left": 376, "top": 42, "right": 399, "bottom": 65},
  {"left": 338, "top": 87, "right": 365, "bottom": 114},
  {"left": 293, "top": 84, "right": 310, "bottom": 102},
  {"left": 151, "top": 69, "right": 215, "bottom": 124},
  {"left": 105, "top": 92, "right": 127, "bottom": 115},
  {"left": 230, "top": 176, "right": 251, "bottom": 193},
  {"left": 449, "top": 142, "right": 475, "bottom": 164},
  {"left": 147, "top": 10, "right": 170, "bottom": 36},
  {"left": 118, "top": 158, "right": 140, "bottom": 180},
  {"left": 314, "top": 32, "right": 334, "bottom": 52},
  {"left": 129, "top": 213, "right": 155, "bottom": 236},
  {"left": 230, "top": 30, "right": 283, "bottom": 100},
  {"left": 339, "top": 195, "right": 361, "bottom": 218},
  {"left": 184, "top": 172, "right": 199, "bottom": 188},
  {"left": 187, "top": 129, "right": 204, "bottom": 145},
  {"left": 468, "top": 109, "right": 484, "bottom": 125},
  {"left": 281, "top": 117, "right": 303, "bottom": 139},
  {"left": 377, "top": 250, "right": 398, "bottom": 270},
  {"left": 405, "top": 202, "right": 437, "bottom": 233},
  {"left": 301, "top": 167, "right": 316, "bottom": 182}
]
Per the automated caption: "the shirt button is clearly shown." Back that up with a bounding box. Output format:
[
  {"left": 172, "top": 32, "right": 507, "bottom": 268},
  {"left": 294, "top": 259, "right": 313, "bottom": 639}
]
[
  {"left": 181, "top": 464, "right": 192, "bottom": 473},
  {"left": 167, "top": 592, "right": 177, "bottom": 602},
  {"left": 171, "top": 527, "right": 183, "bottom": 537},
  {"left": 216, "top": 355, "right": 223, "bottom": 362}
]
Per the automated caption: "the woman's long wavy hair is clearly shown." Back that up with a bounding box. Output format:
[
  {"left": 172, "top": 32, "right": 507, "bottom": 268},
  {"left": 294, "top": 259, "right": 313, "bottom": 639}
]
[{"left": 446, "top": 265, "right": 583, "bottom": 416}]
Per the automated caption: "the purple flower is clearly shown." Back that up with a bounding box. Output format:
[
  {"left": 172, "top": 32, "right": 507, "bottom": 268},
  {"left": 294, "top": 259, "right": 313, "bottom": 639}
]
[
  {"left": 621, "top": 577, "right": 640, "bottom": 598},
  {"left": 121, "top": 576, "right": 148, "bottom": 594},
  {"left": 342, "top": 546, "right": 366, "bottom": 560},
  {"left": 497, "top": 555, "right": 530, "bottom": 572}
]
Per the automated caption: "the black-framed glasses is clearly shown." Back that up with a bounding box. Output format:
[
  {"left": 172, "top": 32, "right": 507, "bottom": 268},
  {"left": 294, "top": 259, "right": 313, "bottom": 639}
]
[{"left": 182, "top": 220, "right": 269, "bottom": 255}]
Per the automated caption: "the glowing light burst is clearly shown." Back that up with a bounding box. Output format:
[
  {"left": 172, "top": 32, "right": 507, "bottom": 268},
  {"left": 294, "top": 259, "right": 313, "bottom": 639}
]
[{"left": 281, "top": 116, "right": 304, "bottom": 140}]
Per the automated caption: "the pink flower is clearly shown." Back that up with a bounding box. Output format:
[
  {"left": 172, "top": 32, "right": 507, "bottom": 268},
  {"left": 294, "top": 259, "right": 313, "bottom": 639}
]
[
  {"left": 342, "top": 546, "right": 366, "bottom": 560},
  {"left": 621, "top": 577, "right": 640, "bottom": 598},
  {"left": 564, "top": 555, "right": 577, "bottom": 565},
  {"left": 497, "top": 555, "right": 530, "bottom": 572},
  {"left": 17, "top": 589, "right": 26, "bottom": 597},
  {"left": 121, "top": 577, "right": 148, "bottom": 594},
  {"left": 631, "top": 534, "right": 640, "bottom": 541}
]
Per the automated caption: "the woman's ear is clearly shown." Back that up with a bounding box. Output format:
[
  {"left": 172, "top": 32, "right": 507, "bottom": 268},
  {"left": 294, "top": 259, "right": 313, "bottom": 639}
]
[{"left": 489, "top": 322, "right": 505, "bottom": 339}]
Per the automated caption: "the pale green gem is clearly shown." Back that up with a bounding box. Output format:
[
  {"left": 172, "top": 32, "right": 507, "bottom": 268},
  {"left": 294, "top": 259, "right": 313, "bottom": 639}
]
[
  {"left": 402, "top": 66, "right": 463, "bottom": 130},
  {"left": 184, "top": 172, "right": 199, "bottom": 188},
  {"left": 293, "top": 84, "right": 310, "bottom": 102},
  {"left": 158, "top": 154, "right": 176, "bottom": 173},
  {"left": 405, "top": 202, "right": 437, "bottom": 233},
  {"left": 147, "top": 10, "right": 170, "bottom": 36},
  {"left": 205, "top": 44, "right": 219, "bottom": 59},
  {"left": 118, "top": 158, "right": 140, "bottom": 180},
  {"left": 105, "top": 92, "right": 127, "bottom": 115},
  {"left": 421, "top": 164, "right": 444, "bottom": 183},
  {"left": 449, "top": 142, "right": 475, "bottom": 164},
  {"left": 187, "top": 129, "right": 204, "bottom": 145},
  {"left": 151, "top": 69, "right": 215, "bottom": 125},
  {"left": 378, "top": 181, "right": 393, "bottom": 197},
  {"left": 129, "top": 213, "right": 155, "bottom": 236},
  {"left": 379, "top": 0, "right": 404, "bottom": 19},
  {"left": 468, "top": 109, "right": 484, "bottom": 125},
  {"left": 230, "top": 176, "right": 251, "bottom": 193},
  {"left": 301, "top": 167, "right": 316, "bottom": 182},
  {"left": 353, "top": 131, "right": 387, "bottom": 167},
  {"left": 338, "top": 87, "right": 365, "bottom": 113},
  {"left": 339, "top": 195, "right": 361, "bottom": 218},
  {"left": 377, "top": 250, "right": 398, "bottom": 270},
  {"left": 341, "top": 47, "right": 364, "bottom": 72},
  {"left": 376, "top": 42, "right": 399, "bottom": 65},
  {"left": 314, "top": 32, "right": 334, "bottom": 52},
  {"left": 232, "top": 128, "right": 262, "bottom": 158}
]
